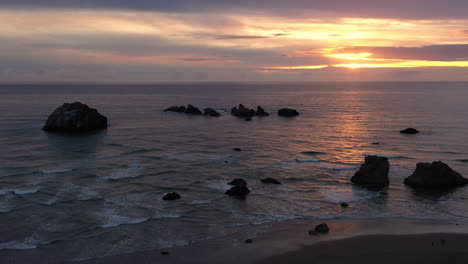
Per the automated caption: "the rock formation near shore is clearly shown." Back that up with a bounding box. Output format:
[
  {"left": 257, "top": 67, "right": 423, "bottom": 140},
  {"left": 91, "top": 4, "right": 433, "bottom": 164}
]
[
  {"left": 351, "top": 155, "right": 390, "bottom": 187},
  {"left": 43, "top": 102, "right": 107, "bottom": 133},
  {"left": 226, "top": 178, "right": 250, "bottom": 197},
  {"left": 164, "top": 106, "right": 186, "bottom": 113},
  {"left": 400, "top": 128, "right": 420, "bottom": 134},
  {"left": 404, "top": 161, "right": 468, "bottom": 188},
  {"left": 309, "top": 223, "right": 330, "bottom": 235},
  {"left": 255, "top": 106, "right": 270, "bottom": 116},
  {"left": 203, "top": 108, "right": 221, "bottom": 117},
  {"left": 185, "top": 104, "right": 203, "bottom": 115},
  {"left": 163, "top": 192, "right": 181, "bottom": 200},
  {"left": 278, "top": 108, "right": 299, "bottom": 117},
  {"left": 231, "top": 104, "right": 256, "bottom": 118}
]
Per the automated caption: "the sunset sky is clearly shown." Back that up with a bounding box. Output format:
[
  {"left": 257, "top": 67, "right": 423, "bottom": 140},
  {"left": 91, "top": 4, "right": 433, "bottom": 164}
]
[{"left": 2, "top": 1, "right": 468, "bottom": 82}]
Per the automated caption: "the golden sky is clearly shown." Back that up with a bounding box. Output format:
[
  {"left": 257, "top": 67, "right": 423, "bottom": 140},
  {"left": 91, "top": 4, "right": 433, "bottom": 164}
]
[{"left": 1, "top": 2, "right": 468, "bottom": 82}]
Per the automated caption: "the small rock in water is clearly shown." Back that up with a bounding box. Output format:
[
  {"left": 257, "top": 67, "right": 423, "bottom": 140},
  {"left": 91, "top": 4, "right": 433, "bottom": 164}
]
[
  {"left": 163, "top": 192, "right": 181, "bottom": 200},
  {"left": 203, "top": 108, "right": 221, "bottom": 117},
  {"left": 245, "top": 239, "right": 253, "bottom": 244},
  {"left": 400, "top": 128, "right": 419, "bottom": 134},
  {"left": 233, "top": 148, "right": 242, "bottom": 151},
  {"left": 340, "top": 202, "right": 349, "bottom": 208},
  {"left": 160, "top": 251, "right": 170, "bottom": 256},
  {"left": 255, "top": 106, "right": 270, "bottom": 116},
  {"left": 224, "top": 160, "right": 229, "bottom": 164},
  {"left": 185, "top": 104, "right": 203, "bottom": 115},
  {"left": 309, "top": 223, "right": 330, "bottom": 235},
  {"left": 278, "top": 108, "right": 299, "bottom": 117},
  {"left": 261, "top": 178, "right": 281, "bottom": 184},
  {"left": 372, "top": 142, "right": 380, "bottom": 145},
  {"left": 225, "top": 185, "right": 250, "bottom": 197},
  {"left": 228, "top": 178, "right": 247, "bottom": 186}
]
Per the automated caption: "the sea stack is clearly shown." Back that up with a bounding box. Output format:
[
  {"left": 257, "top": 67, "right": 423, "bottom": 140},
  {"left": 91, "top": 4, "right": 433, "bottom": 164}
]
[
  {"left": 43, "top": 102, "right": 107, "bottom": 133},
  {"left": 351, "top": 155, "right": 390, "bottom": 187},
  {"left": 404, "top": 161, "right": 468, "bottom": 188}
]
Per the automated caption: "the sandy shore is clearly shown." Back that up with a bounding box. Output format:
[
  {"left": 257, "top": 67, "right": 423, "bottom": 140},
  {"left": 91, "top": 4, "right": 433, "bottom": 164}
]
[{"left": 2, "top": 218, "right": 467, "bottom": 264}]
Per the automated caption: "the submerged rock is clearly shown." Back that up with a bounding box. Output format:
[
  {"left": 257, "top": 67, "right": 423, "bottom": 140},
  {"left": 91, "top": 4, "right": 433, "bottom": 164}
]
[
  {"left": 228, "top": 178, "right": 247, "bottom": 186},
  {"left": 164, "top": 106, "right": 186, "bottom": 112},
  {"left": 261, "top": 178, "right": 281, "bottom": 184},
  {"left": 400, "top": 128, "right": 420, "bottom": 134},
  {"left": 309, "top": 223, "right": 330, "bottom": 235},
  {"left": 255, "top": 106, "right": 269, "bottom": 116},
  {"left": 225, "top": 185, "right": 250, "bottom": 197},
  {"left": 278, "top": 108, "right": 299, "bottom": 117},
  {"left": 351, "top": 155, "right": 390, "bottom": 187},
  {"left": 404, "top": 161, "right": 468, "bottom": 188},
  {"left": 43, "top": 102, "right": 107, "bottom": 133},
  {"left": 185, "top": 104, "right": 202, "bottom": 115},
  {"left": 162, "top": 192, "right": 181, "bottom": 200},
  {"left": 203, "top": 108, "right": 221, "bottom": 117}
]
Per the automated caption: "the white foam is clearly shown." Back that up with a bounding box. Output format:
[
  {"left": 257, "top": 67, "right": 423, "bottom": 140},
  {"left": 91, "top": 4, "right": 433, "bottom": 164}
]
[
  {"left": 188, "top": 200, "right": 211, "bottom": 205},
  {"left": 0, "top": 188, "right": 40, "bottom": 196},
  {"left": 319, "top": 187, "right": 380, "bottom": 204},
  {"left": 103, "top": 164, "right": 144, "bottom": 180},
  {"left": 295, "top": 158, "right": 320, "bottom": 163},
  {"left": 0, "top": 241, "right": 37, "bottom": 250},
  {"left": 99, "top": 214, "right": 150, "bottom": 228}
]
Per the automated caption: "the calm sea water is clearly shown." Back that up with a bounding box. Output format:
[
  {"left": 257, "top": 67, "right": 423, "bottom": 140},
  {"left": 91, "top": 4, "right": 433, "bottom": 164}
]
[{"left": 1, "top": 82, "right": 468, "bottom": 261}]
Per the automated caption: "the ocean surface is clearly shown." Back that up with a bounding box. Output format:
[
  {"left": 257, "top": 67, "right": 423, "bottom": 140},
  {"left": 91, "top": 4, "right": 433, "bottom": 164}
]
[{"left": 1, "top": 82, "right": 468, "bottom": 261}]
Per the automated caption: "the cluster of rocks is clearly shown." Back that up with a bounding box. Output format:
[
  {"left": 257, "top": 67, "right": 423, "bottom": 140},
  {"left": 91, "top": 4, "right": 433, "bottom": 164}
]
[
  {"left": 231, "top": 104, "right": 269, "bottom": 120},
  {"left": 164, "top": 104, "right": 221, "bottom": 117},
  {"left": 351, "top": 155, "right": 467, "bottom": 189}
]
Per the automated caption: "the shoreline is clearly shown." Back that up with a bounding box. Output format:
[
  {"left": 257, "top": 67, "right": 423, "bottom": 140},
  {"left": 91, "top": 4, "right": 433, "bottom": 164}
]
[{"left": 72, "top": 218, "right": 468, "bottom": 264}]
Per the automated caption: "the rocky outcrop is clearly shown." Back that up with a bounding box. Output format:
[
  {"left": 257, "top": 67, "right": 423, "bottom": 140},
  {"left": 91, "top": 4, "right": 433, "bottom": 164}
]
[
  {"left": 351, "top": 155, "right": 390, "bottom": 187},
  {"left": 278, "top": 108, "right": 299, "bottom": 117},
  {"left": 225, "top": 185, "right": 250, "bottom": 197},
  {"left": 400, "top": 128, "right": 419, "bottom": 134},
  {"left": 231, "top": 104, "right": 256, "bottom": 118},
  {"left": 43, "top": 102, "right": 107, "bottom": 133},
  {"left": 164, "top": 106, "right": 186, "bottom": 112},
  {"left": 261, "top": 178, "right": 281, "bottom": 184},
  {"left": 203, "top": 108, "right": 221, "bottom": 117},
  {"left": 228, "top": 178, "right": 247, "bottom": 186},
  {"left": 162, "top": 192, "right": 181, "bottom": 200},
  {"left": 404, "top": 161, "right": 468, "bottom": 188},
  {"left": 185, "top": 104, "right": 202, "bottom": 115},
  {"left": 255, "top": 106, "right": 269, "bottom": 116}
]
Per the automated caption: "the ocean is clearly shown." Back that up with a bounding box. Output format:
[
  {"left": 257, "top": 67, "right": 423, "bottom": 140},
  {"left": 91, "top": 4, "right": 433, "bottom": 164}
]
[{"left": 1, "top": 82, "right": 468, "bottom": 261}]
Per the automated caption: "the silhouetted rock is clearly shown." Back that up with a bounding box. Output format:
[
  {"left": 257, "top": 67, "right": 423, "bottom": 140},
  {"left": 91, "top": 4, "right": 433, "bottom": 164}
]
[
  {"left": 404, "top": 161, "right": 468, "bottom": 188},
  {"left": 245, "top": 239, "right": 253, "bottom": 244},
  {"left": 43, "top": 102, "right": 107, "bottom": 133},
  {"left": 278, "top": 108, "right": 299, "bottom": 117},
  {"left": 228, "top": 178, "right": 247, "bottom": 186},
  {"left": 225, "top": 185, "right": 250, "bottom": 197},
  {"left": 203, "top": 108, "right": 221, "bottom": 117},
  {"left": 231, "top": 104, "right": 256, "bottom": 118},
  {"left": 372, "top": 142, "right": 380, "bottom": 145},
  {"left": 261, "top": 178, "right": 281, "bottom": 184},
  {"left": 162, "top": 192, "right": 181, "bottom": 200},
  {"left": 400, "top": 128, "right": 420, "bottom": 134},
  {"left": 255, "top": 106, "right": 269, "bottom": 116},
  {"left": 340, "top": 202, "right": 349, "bottom": 208},
  {"left": 351, "top": 155, "right": 390, "bottom": 187},
  {"left": 309, "top": 223, "right": 330, "bottom": 235},
  {"left": 164, "top": 106, "right": 186, "bottom": 112},
  {"left": 233, "top": 148, "right": 242, "bottom": 152},
  {"left": 160, "top": 252, "right": 170, "bottom": 256},
  {"left": 185, "top": 104, "right": 202, "bottom": 115}
]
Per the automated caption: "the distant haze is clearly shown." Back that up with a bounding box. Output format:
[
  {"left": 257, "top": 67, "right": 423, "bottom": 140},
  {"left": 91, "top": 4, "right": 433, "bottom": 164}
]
[{"left": 1, "top": 0, "right": 468, "bottom": 82}]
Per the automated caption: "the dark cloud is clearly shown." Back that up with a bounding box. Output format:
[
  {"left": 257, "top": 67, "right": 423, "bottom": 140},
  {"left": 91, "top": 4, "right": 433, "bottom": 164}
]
[
  {"left": 335, "top": 44, "right": 468, "bottom": 61},
  {"left": 2, "top": 0, "right": 468, "bottom": 19}
]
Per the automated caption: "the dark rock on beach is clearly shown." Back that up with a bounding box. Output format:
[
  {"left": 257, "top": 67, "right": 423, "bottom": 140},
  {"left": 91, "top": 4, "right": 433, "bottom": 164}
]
[
  {"left": 404, "top": 161, "right": 468, "bottom": 188},
  {"left": 43, "top": 102, "right": 107, "bottom": 133},
  {"left": 225, "top": 185, "right": 250, "bottom": 197},
  {"left": 255, "top": 106, "right": 269, "bottom": 116},
  {"left": 185, "top": 104, "right": 202, "bottom": 115},
  {"left": 164, "top": 106, "right": 186, "bottom": 112},
  {"left": 351, "top": 155, "right": 390, "bottom": 187},
  {"left": 203, "top": 108, "right": 221, "bottom": 117},
  {"left": 228, "top": 178, "right": 247, "bottom": 186},
  {"left": 278, "top": 108, "right": 299, "bottom": 117},
  {"left": 400, "top": 128, "right": 420, "bottom": 134},
  {"left": 309, "top": 223, "right": 330, "bottom": 235},
  {"left": 261, "top": 178, "right": 281, "bottom": 184},
  {"left": 162, "top": 192, "right": 181, "bottom": 200}
]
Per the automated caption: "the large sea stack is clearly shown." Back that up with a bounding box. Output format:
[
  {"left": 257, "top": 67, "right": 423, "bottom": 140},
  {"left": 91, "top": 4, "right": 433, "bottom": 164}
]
[
  {"left": 351, "top": 155, "right": 390, "bottom": 187},
  {"left": 43, "top": 102, "right": 107, "bottom": 133},
  {"left": 404, "top": 161, "right": 468, "bottom": 189}
]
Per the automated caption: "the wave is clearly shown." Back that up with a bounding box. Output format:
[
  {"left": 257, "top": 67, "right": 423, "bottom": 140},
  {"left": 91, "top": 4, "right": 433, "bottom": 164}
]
[
  {"left": 456, "top": 159, "right": 468, "bottom": 163},
  {"left": 99, "top": 215, "right": 150, "bottom": 228},
  {"left": 152, "top": 213, "right": 183, "bottom": 219},
  {"left": 317, "top": 164, "right": 359, "bottom": 170},
  {"left": 187, "top": 200, "right": 211, "bottom": 205},
  {"left": 0, "top": 188, "right": 40, "bottom": 196},
  {"left": 364, "top": 154, "right": 410, "bottom": 159},
  {"left": 301, "top": 151, "right": 326, "bottom": 155},
  {"left": 41, "top": 169, "right": 73, "bottom": 174},
  {"left": 0, "top": 241, "right": 37, "bottom": 250},
  {"left": 295, "top": 158, "right": 320, "bottom": 163},
  {"left": 103, "top": 164, "right": 144, "bottom": 180}
]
